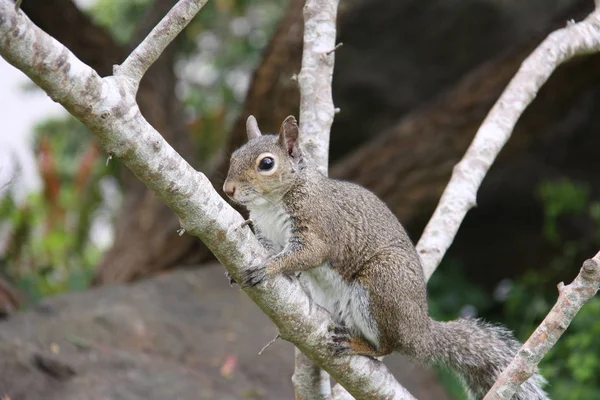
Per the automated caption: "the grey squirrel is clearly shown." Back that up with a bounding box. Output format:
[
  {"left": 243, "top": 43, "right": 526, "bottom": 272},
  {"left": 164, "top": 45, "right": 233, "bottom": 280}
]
[{"left": 223, "top": 115, "right": 548, "bottom": 399}]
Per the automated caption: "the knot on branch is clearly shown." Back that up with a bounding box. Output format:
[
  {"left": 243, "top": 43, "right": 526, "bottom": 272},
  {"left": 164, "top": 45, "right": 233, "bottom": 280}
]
[{"left": 581, "top": 258, "right": 600, "bottom": 282}]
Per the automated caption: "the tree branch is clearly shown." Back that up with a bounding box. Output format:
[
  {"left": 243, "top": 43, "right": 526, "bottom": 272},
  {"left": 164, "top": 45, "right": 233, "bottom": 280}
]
[
  {"left": 483, "top": 250, "right": 600, "bottom": 400},
  {"left": 0, "top": 1, "right": 415, "bottom": 398},
  {"left": 292, "top": 350, "right": 332, "bottom": 400},
  {"left": 415, "top": 6, "right": 600, "bottom": 281},
  {"left": 331, "top": 385, "right": 356, "bottom": 400},
  {"left": 293, "top": 1, "right": 367, "bottom": 398},
  {"left": 131, "top": 0, "right": 179, "bottom": 46},
  {"left": 294, "top": 0, "right": 336, "bottom": 397},
  {"left": 298, "top": 0, "right": 339, "bottom": 175},
  {"left": 117, "top": 0, "right": 208, "bottom": 87}
]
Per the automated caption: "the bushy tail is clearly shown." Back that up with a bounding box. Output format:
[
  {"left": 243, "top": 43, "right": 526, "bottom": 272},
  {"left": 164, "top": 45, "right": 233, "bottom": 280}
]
[{"left": 431, "top": 318, "right": 549, "bottom": 400}]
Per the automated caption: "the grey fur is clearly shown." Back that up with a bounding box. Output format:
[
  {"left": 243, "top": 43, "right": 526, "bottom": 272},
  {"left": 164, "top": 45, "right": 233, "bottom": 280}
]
[{"left": 223, "top": 116, "right": 549, "bottom": 399}]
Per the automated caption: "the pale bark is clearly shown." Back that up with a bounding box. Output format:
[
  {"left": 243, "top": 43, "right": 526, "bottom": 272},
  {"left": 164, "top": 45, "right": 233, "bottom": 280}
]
[
  {"left": 0, "top": 1, "right": 414, "bottom": 398},
  {"left": 117, "top": 0, "right": 208, "bottom": 86},
  {"left": 331, "top": 385, "right": 356, "bottom": 400},
  {"left": 483, "top": 250, "right": 600, "bottom": 400},
  {"left": 416, "top": 6, "right": 600, "bottom": 280},
  {"left": 298, "top": 0, "right": 339, "bottom": 175},
  {"left": 292, "top": 350, "right": 332, "bottom": 400}
]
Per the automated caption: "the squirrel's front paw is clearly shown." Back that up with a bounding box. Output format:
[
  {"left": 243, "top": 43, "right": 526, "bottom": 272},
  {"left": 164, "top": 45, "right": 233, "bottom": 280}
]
[{"left": 242, "top": 265, "right": 268, "bottom": 286}]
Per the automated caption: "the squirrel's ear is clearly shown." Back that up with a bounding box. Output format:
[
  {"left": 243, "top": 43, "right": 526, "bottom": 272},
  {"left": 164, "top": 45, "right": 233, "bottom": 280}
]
[
  {"left": 246, "top": 115, "right": 262, "bottom": 140},
  {"left": 279, "top": 115, "right": 299, "bottom": 155}
]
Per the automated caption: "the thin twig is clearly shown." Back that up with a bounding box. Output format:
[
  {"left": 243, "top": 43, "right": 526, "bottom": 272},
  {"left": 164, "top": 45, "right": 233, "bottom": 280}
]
[
  {"left": 258, "top": 334, "right": 281, "bottom": 355},
  {"left": 483, "top": 250, "right": 600, "bottom": 400},
  {"left": 416, "top": 7, "right": 600, "bottom": 281},
  {"left": 326, "top": 42, "right": 343, "bottom": 55},
  {"left": 117, "top": 0, "right": 209, "bottom": 87}
]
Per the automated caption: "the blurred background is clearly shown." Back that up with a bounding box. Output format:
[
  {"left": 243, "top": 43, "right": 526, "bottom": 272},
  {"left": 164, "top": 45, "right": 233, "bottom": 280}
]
[{"left": 1, "top": 0, "right": 599, "bottom": 398}]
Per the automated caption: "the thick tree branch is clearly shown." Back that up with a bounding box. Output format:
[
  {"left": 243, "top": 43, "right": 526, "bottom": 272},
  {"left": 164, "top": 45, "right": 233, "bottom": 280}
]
[
  {"left": 0, "top": 1, "right": 414, "bottom": 398},
  {"left": 483, "top": 250, "right": 600, "bottom": 400},
  {"left": 117, "top": 0, "right": 208, "bottom": 87},
  {"left": 416, "top": 7, "right": 600, "bottom": 281}
]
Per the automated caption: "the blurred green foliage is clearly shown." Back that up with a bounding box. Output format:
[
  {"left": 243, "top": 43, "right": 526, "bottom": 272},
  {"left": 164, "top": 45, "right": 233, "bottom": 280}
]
[
  {"left": 0, "top": 116, "right": 119, "bottom": 300},
  {"left": 428, "top": 178, "right": 600, "bottom": 399}
]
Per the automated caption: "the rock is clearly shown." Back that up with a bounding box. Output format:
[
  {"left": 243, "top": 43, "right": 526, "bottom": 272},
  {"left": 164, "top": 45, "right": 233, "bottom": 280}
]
[{"left": 0, "top": 264, "right": 451, "bottom": 400}]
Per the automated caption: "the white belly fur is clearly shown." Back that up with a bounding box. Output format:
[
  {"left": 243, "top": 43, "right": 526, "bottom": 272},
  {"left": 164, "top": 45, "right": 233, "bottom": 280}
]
[
  {"left": 302, "top": 265, "right": 380, "bottom": 348},
  {"left": 250, "top": 204, "right": 380, "bottom": 348}
]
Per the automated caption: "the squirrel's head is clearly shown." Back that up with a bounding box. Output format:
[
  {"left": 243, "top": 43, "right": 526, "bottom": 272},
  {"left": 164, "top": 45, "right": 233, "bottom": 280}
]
[{"left": 223, "top": 115, "right": 302, "bottom": 208}]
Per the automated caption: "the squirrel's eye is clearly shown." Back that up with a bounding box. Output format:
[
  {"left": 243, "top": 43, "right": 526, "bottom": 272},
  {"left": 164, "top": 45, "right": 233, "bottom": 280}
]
[{"left": 258, "top": 156, "right": 275, "bottom": 171}]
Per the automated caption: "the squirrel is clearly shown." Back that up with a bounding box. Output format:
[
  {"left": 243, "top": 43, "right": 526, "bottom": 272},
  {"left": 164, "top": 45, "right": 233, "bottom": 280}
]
[{"left": 223, "top": 115, "right": 549, "bottom": 399}]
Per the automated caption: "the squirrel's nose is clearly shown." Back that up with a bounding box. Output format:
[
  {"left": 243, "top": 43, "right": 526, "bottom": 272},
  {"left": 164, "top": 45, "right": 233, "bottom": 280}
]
[{"left": 223, "top": 181, "right": 236, "bottom": 198}]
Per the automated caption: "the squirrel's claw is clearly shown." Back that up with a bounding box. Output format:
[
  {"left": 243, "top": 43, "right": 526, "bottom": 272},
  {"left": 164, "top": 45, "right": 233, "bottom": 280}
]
[
  {"left": 327, "top": 323, "right": 353, "bottom": 356},
  {"left": 329, "top": 327, "right": 353, "bottom": 356},
  {"left": 242, "top": 265, "right": 268, "bottom": 287},
  {"left": 224, "top": 271, "right": 238, "bottom": 286}
]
